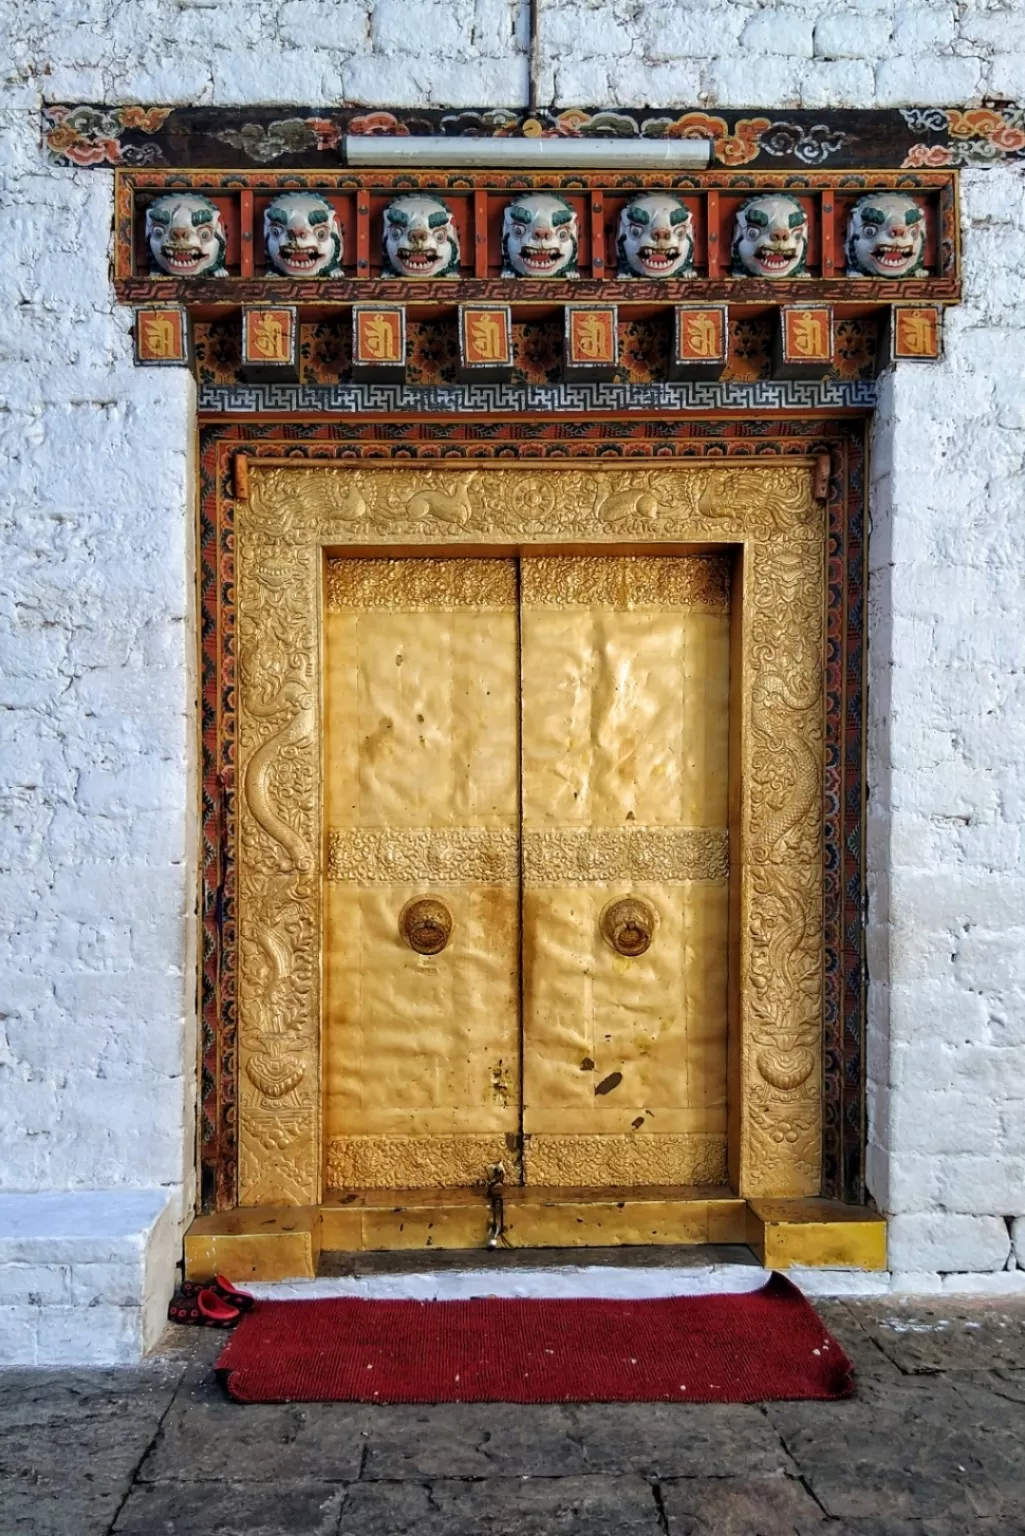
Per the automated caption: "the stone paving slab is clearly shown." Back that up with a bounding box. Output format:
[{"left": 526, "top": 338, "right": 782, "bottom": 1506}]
[
  {"left": 5, "top": 1489, "right": 138, "bottom": 1536},
  {"left": 659, "top": 1473, "right": 826, "bottom": 1532},
  {"left": 114, "top": 1482, "right": 346, "bottom": 1534},
  {"left": 562, "top": 1401, "right": 797, "bottom": 1478},
  {"left": 4, "top": 1297, "right": 1025, "bottom": 1536},
  {"left": 845, "top": 1299, "right": 1025, "bottom": 1375},
  {"left": 0, "top": 1361, "right": 184, "bottom": 1427},
  {"left": 338, "top": 1475, "right": 665, "bottom": 1535},
  {"left": 138, "top": 1399, "right": 372, "bottom": 1484},
  {"left": 768, "top": 1373, "right": 1025, "bottom": 1521}
]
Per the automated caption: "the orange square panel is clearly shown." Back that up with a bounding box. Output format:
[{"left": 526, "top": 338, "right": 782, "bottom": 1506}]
[
  {"left": 242, "top": 306, "right": 299, "bottom": 380},
  {"left": 134, "top": 305, "right": 191, "bottom": 367},
  {"left": 774, "top": 305, "right": 835, "bottom": 379},
  {"left": 891, "top": 304, "right": 942, "bottom": 360},
  {"left": 352, "top": 304, "right": 407, "bottom": 381},
  {"left": 564, "top": 304, "right": 618, "bottom": 381},
  {"left": 458, "top": 304, "right": 513, "bottom": 381},
  {"left": 671, "top": 305, "right": 728, "bottom": 380}
]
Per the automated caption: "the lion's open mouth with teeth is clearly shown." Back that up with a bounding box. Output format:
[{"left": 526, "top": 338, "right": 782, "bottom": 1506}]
[
  {"left": 160, "top": 243, "right": 208, "bottom": 274},
  {"left": 396, "top": 245, "right": 443, "bottom": 272},
  {"left": 872, "top": 242, "right": 916, "bottom": 270},
  {"left": 147, "top": 193, "right": 227, "bottom": 278},
  {"left": 636, "top": 245, "right": 681, "bottom": 272},
  {"left": 751, "top": 243, "right": 799, "bottom": 273},
  {"left": 277, "top": 243, "right": 322, "bottom": 272},
  {"left": 518, "top": 244, "right": 565, "bottom": 273}
]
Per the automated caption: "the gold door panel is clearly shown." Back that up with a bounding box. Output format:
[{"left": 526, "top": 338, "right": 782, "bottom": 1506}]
[
  {"left": 322, "top": 558, "right": 520, "bottom": 1189},
  {"left": 520, "top": 556, "right": 732, "bottom": 1186},
  {"left": 236, "top": 460, "right": 824, "bottom": 1208}
]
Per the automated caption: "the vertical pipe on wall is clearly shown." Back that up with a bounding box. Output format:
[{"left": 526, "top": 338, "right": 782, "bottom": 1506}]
[{"left": 529, "top": 0, "right": 541, "bottom": 111}]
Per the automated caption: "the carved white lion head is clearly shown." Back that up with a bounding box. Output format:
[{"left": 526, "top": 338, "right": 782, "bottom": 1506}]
[
  {"left": 382, "top": 195, "right": 460, "bottom": 278},
  {"left": 146, "top": 193, "right": 228, "bottom": 278},
  {"left": 732, "top": 194, "right": 808, "bottom": 278},
  {"left": 846, "top": 194, "right": 926, "bottom": 278},
  {"left": 265, "top": 192, "right": 342, "bottom": 278},
  {"left": 502, "top": 193, "right": 579, "bottom": 278},
  {"left": 617, "top": 193, "right": 695, "bottom": 279}
]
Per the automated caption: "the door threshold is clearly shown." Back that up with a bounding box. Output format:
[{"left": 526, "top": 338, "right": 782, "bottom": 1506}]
[
  {"left": 323, "top": 1183, "right": 747, "bottom": 1253},
  {"left": 184, "top": 1191, "right": 886, "bottom": 1280},
  {"left": 252, "top": 1249, "right": 771, "bottom": 1303},
  {"left": 318, "top": 1241, "right": 759, "bottom": 1278}
]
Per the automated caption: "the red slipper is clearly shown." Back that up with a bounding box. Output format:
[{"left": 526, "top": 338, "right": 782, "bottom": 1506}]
[
  {"left": 167, "top": 1289, "right": 202, "bottom": 1325},
  {"left": 195, "top": 1287, "right": 242, "bottom": 1328},
  {"left": 167, "top": 1285, "right": 242, "bottom": 1328},
  {"left": 180, "top": 1275, "right": 256, "bottom": 1312}
]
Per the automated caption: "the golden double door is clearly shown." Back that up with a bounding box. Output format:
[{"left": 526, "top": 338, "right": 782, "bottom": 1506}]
[{"left": 322, "top": 552, "right": 732, "bottom": 1194}]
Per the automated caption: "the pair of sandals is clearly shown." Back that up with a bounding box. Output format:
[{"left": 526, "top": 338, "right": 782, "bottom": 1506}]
[{"left": 168, "top": 1274, "right": 256, "bottom": 1329}]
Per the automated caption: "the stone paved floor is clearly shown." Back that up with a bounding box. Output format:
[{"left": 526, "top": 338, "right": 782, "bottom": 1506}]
[{"left": 4, "top": 1295, "right": 1025, "bottom": 1534}]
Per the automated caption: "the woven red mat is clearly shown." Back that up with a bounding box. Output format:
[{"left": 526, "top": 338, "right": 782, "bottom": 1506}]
[{"left": 216, "top": 1272, "right": 853, "bottom": 1404}]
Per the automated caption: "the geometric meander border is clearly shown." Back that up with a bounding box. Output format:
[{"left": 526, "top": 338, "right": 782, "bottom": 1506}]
[{"left": 198, "top": 379, "right": 878, "bottom": 416}]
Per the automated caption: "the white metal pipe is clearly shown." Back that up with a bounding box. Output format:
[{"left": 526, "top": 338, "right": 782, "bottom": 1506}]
[{"left": 344, "top": 135, "right": 713, "bottom": 170}]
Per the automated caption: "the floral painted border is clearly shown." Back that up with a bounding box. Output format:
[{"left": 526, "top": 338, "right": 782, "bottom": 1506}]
[
  {"left": 901, "top": 106, "right": 1025, "bottom": 166},
  {"left": 42, "top": 102, "right": 1025, "bottom": 171}
]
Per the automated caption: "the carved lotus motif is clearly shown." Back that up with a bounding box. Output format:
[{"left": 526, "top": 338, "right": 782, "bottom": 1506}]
[
  {"left": 756, "top": 1047, "right": 815, "bottom": 1091},
  {"left": 246, "top": 1053, "right": 305, "bottom": 1098}
]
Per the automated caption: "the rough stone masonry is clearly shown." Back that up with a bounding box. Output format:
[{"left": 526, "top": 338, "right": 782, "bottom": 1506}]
[{"left": 1, "top": 0, "right": 1025, "bottom": 1362}]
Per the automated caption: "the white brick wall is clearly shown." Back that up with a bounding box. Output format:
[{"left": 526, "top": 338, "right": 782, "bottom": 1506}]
[
  {"left": 3, "top": 1, "right": 1024, "bottom": 108},
  {"left": 867, "top": 159, "right": 1025, "bottom": 1277},
  {"left": 0, "top": 2, "right": 1024, "bottom": 1356}
]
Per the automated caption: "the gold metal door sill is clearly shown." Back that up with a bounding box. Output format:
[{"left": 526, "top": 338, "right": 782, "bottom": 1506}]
[{"left": 183, "top": 1193, "right": 886, "bottom": 1281}]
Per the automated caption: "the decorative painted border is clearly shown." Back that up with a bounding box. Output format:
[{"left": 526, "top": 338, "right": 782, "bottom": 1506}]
[
  {"left": 44, "top": 102, "right": 1025, "bottom": 171},
  {"left": 198, "top": 415, "right": 867, "bottom": 1212},
  {"left": 197, "top": 378, "right": 878, "bottom": 415}
]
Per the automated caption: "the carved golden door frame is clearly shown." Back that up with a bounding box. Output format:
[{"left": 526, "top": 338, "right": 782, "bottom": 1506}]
[{"left": 236, "top": 461, "right": 824, "bottom": 1207}]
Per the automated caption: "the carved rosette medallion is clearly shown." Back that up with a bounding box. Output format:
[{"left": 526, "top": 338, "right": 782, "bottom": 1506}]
[{"left": 237, "top": 460, "right": 823, "bottom": 1204}]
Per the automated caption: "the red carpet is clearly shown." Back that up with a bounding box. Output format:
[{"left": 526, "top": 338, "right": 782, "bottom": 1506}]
[{"left": 216, "top": 1273, "right": 853, "bottom": 1404}]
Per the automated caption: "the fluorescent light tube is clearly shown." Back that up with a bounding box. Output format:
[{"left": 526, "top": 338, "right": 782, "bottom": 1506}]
[{"left": 344, "top": 135, "right": 713, "bottom": 170}]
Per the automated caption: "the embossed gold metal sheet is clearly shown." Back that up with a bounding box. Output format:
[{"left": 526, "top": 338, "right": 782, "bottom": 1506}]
[
  {"left": 237, "top": 462, "right": 825, "bottom": 1208},
  {"left": 322, "top": 558, "right": 520, "bottom": 1188},
  {"left": 520, "top": 555, "right": 732, "bottom": 1186},
  {"left": 746, "top": 1198, "right": 888, "bottom": 1270},
  {"left": 324, "top": 558, "right": 519, "bottom": 830},
  {"left": 502, "top": 1189, "right": 747, "bottom": 1248}
]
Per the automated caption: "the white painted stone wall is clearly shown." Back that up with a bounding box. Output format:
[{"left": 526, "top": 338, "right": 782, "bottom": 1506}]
[
  {"left": 867, "top": 159, "right": 1025, "bottom": 1287},
  {"left": 1, "top": 0, "right": 1024, "bottom": 1359}
]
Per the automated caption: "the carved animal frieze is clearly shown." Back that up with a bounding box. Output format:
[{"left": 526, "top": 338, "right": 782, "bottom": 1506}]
[
  {"left": 846, "top": 193, "right": 926, "bottom": 278},
  {"left": 617, "top": 193, "right": 696, "bottom": 279},
  {"left": 146, "top": 193, "right": 227, "bottom": 277},
  {"left": 502, "top": 193, "right": 579, "bottom": 278},
  {"left": 265, "top": 192, "right": 343, "bottom": 278},
  {"left": 382, "top": 194, "right": 461, "bottom": 278},
  {"left": 732, "top": 194, "right": 809, "bottom": 278}
]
